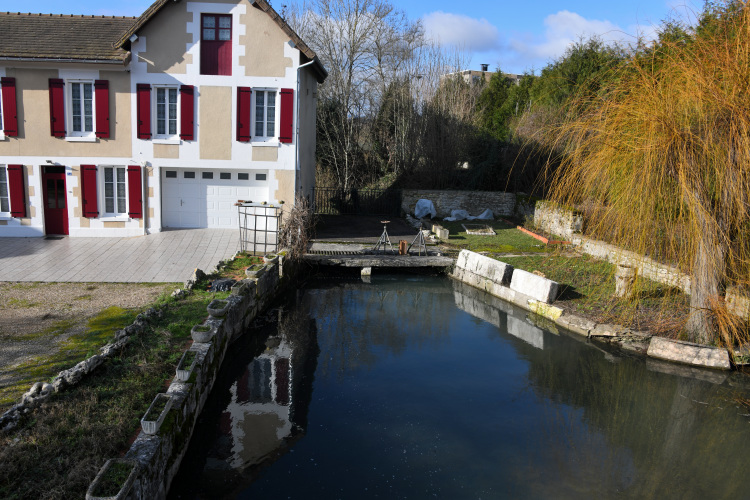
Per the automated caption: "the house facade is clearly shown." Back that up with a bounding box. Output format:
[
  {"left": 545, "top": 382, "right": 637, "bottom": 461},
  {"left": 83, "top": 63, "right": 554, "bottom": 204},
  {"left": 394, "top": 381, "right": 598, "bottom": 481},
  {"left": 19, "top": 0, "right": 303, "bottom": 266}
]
[{"left": 0, "top": 0, "right": 326, "bottom": 237}]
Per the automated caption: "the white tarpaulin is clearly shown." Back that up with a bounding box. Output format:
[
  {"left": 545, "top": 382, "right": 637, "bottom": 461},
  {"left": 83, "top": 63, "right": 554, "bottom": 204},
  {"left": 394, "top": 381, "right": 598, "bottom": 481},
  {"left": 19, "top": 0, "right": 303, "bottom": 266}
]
[
  {"left": 445, "top": 208, "right": 494, "bottom": 222},
  {"left": 414, "top": 199, "right": 437, "bottom": 218}
]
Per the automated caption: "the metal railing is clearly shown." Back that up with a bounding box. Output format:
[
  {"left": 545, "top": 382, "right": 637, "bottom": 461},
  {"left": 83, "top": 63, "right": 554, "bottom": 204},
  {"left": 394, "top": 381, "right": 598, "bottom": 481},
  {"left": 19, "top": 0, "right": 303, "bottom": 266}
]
[{"left": 314, "top": 187, "right": 401, "bottom": 216}]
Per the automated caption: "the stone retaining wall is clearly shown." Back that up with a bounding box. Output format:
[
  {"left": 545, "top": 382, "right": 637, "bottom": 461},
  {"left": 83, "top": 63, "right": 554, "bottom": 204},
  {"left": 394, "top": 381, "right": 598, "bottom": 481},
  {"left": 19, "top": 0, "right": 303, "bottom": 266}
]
[
  {"left": 451, "top": 249, "right": 732, "bottom": 371},
  {"left": 401, "top": 190, "right": 516, "bottom": 218},
  {"left": 86, "top": 254, "right": 295, "bottom": 500}
]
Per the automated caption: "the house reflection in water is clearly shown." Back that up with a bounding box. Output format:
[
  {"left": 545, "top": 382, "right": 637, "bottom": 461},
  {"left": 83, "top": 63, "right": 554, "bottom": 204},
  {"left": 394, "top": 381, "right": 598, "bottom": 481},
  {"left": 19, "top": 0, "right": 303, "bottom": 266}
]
[{"left": 182, "top": 310, "right": 318, "bottom": 497}]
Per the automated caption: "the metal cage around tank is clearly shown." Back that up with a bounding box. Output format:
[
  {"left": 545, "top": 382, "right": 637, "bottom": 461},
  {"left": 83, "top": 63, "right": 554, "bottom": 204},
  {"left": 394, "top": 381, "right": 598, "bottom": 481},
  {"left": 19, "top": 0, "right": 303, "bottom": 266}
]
[{"left": 237, "top": 203, "right": 282, "bottom": 255}]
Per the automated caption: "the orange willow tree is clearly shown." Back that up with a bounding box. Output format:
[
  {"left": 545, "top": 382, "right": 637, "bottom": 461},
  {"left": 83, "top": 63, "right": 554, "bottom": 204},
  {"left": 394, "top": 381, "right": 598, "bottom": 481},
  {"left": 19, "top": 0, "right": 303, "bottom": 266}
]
[{"left": 542, "top": 1, "right": 750, "bottom": 345}]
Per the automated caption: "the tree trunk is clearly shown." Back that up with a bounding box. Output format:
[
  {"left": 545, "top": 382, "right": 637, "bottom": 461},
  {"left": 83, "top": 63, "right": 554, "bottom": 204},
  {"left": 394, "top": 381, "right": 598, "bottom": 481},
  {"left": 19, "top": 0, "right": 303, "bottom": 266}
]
[{"left": 685, "top": 222, "right": 726, "bottom": 345}]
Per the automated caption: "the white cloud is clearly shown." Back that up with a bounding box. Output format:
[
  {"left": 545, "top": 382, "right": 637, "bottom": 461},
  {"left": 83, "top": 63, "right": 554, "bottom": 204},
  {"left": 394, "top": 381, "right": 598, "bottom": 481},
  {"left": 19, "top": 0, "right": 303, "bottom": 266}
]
[
  {"left": 511, "top": 11, "right": 630, "bottom": 61},
  {"left": 422, "top": 11, "right": 500, "bottom": 52}
]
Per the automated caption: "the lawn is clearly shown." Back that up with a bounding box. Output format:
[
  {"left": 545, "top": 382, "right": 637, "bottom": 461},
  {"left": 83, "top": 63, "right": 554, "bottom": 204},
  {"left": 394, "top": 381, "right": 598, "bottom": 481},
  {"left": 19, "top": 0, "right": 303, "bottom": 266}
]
[
  {"left": 439, "top": 219, "right": 553, "bottom": 254},
  {"left": 0, "top": 255, "right": 260, "bottom": 500},
  {"left": 500, "top": 253, "right": 690, "bottom": 335}
]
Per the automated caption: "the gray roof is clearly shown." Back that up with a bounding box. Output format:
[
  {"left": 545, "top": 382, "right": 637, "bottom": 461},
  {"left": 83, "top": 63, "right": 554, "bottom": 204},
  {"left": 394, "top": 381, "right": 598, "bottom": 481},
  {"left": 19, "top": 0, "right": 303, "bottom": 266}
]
[{"left": 0, "top": 12, "right": 135, "bottom": 63}]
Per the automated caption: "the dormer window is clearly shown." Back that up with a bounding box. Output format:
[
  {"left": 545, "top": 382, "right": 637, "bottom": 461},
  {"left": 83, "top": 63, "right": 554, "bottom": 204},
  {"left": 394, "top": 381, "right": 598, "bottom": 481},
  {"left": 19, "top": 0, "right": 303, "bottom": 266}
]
[{"left": 201, "top": 14, "right": 232, "bottom": 75}]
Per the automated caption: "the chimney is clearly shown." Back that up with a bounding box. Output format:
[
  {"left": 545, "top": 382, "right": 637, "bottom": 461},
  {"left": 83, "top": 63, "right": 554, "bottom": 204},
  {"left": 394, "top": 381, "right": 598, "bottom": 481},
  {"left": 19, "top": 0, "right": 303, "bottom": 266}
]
[{"left": 481, "top": 64, "right": 489, "bottom": 72}]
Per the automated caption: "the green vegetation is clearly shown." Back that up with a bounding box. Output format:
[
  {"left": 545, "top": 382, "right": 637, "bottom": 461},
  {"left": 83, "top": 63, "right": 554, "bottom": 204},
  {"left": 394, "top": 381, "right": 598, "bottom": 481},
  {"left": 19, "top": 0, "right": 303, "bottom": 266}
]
[
  {"left": 440, "top": 219, "right": 550, "bottom": 254},
  {"left": 0, "top": 307, "right": 138, "bottom": 408},
  {"left": 501, "top": 253, "right": 689, "bottom": 334},
  {"left": 0, "top": 289, "right": 220, "bottom": 500},
  {"left": 91, "top": 461, "right": 133, "bottom": 498},
  {"left": 539, "top": 1, "right": 750, "bottom": 345}
]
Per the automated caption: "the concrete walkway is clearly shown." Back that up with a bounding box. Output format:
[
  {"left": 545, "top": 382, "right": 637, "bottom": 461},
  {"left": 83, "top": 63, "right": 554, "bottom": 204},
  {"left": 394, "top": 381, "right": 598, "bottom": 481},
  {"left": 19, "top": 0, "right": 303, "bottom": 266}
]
[{"left": 0, "top": 229, "right": 241, "bottom": 283}]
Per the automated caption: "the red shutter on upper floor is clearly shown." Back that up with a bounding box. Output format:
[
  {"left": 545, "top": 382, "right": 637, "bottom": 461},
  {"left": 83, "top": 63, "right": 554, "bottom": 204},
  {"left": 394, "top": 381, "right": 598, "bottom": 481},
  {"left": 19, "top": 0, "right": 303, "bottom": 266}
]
[
  {"left": 7, "top": 165, "right": 26, "bottom": 217},
  {"left": 49, "top": 79, "right": 65, "bottom": 137},
  {"left": 136, "top": 84, "right": 151, "bottom": 139},
  {"left": 94, "top": 80, "right": 109, "bottom": 139},
  {"left": 279, "top": 88, "right": 294, "bottom": 144},
  {"left": 81, "top": 165, "right": 98, "bottom": 218},
  {"left": 237, "top": 87, "right": 252, "bottom": 142},
  {"left": 1, "top": 77, "right": 18, "bottom": 137},
  {"left": 180, "top": 85, "right": 194, "bottom": 141},
  {"left": 127, "top": 165, "right": 143, "bottom": 219}
]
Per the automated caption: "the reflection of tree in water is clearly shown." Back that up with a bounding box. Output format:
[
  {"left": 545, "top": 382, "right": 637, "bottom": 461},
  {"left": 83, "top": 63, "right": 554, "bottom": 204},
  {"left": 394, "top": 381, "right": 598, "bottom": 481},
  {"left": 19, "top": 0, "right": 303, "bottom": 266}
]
[
  {"left": 303, "top": 278, "right": 453, "bottom": 380},
  {"left": 515, "top": 338, "right": 750, "bottom": 499}
]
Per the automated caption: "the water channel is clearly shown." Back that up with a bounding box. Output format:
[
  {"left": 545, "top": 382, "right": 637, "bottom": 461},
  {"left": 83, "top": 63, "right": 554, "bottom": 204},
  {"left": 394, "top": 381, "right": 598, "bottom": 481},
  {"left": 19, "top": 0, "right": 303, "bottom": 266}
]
[{"left": 170, "top": 275, "right": 750, "bottom": 499}]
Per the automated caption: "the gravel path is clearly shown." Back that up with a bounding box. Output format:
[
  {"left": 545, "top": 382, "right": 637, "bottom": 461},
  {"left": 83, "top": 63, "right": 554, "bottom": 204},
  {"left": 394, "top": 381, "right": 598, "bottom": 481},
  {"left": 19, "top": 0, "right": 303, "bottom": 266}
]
[{"left": 0, "top": 282, "right": 178, "bottom": 395}]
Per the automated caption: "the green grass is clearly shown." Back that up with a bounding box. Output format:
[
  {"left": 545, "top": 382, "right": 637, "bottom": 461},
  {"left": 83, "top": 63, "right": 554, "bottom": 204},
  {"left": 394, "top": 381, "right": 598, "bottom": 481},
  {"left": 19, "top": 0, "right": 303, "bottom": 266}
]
[
  {"left": 0, "top": 307, "right": 140, "bottom": 408},
  {"left": 500, "top": 253, "right": 689, "bottom": 332},
  {"left": 439, "top": 219, "right": 551, "bottom": 253},
  {"left": 0, "top": 290, "right": 221, "bottom": 500}
]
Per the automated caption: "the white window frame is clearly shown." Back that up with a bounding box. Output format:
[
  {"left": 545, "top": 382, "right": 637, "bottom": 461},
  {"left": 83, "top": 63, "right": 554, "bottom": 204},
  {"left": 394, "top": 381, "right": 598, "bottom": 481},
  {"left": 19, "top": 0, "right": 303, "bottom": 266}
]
[
  {"left": 100, "top": 166, "right": 129, "bottom": 220},
  {"left": 0, "top": 165, "right": 10, "bottom": 217},
  {"left": 252, "top": 88, "right": 279, "bottom": 144},
  {"left": 66, "top": 80, "right": 96, "bottom": 141},
  {"left": 152, "top": 85, "right": 181, "bottom": 143}
]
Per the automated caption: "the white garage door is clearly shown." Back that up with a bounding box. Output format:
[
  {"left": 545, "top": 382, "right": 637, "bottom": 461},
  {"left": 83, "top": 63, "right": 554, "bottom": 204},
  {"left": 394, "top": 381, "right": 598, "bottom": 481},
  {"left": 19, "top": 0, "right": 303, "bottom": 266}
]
[{"left": 162, "top": 169, "right": 270, "bottom": 228}]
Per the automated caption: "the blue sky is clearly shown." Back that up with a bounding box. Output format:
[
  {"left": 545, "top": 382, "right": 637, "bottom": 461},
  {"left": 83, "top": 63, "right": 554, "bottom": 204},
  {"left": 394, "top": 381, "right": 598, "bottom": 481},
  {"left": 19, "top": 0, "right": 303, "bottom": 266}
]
[{"left": 4, "top": 0, "right": 703, "bottom": 74}]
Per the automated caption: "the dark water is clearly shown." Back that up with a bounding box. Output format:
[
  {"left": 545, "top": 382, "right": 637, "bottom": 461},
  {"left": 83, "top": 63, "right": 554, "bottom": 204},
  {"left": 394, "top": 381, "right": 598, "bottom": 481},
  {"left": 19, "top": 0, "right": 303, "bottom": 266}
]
[{"left": 170, "top": 275, "right": 750, "bottom": 499}]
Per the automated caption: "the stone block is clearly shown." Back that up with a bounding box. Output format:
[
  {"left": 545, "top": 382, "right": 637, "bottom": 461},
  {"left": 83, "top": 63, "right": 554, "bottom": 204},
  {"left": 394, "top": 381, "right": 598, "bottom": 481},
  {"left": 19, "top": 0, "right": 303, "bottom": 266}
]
[
  {"left": 527, "top": 300, "right": 563, "bottom": 321},
  {"left": 646, "top": 336, "right": 731, "bottom": 370},
  {"left": 590, "top": 323, "right": 628, "bottom": 337},
  {"left": 456, "top": 250, "right": 513, "bottom": 285},
  {"left": 556, "top": 314, "right": 596, "bottom": 337},
  {"left": 509, "top": 269, "right": 558, "bottom": 304}
]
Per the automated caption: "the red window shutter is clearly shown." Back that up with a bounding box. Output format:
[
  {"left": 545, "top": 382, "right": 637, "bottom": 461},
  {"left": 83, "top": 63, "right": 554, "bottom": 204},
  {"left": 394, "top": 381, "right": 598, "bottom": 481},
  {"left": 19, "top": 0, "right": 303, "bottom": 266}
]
[
  {"left": 81, "top": 165, "right": 98, "bottom": 218},
  {"left": 218, "top": 41, "right": 232, "bottom": 76},
  {"left": 136, "top": 84, "right": 151, "bottom": 139},
  {"left": 1, "top": 77, "right": 18, "bottom": 137},
  {"left": 7, "top": 164, "right": 26, "bottom": 217},
  {"left": 94, "top": 80, "right": 109, "bottom": 139},
  {"left": 237, "top": 87, "right": 252, "bottom": 142},
  {"left": 127, "top": 165, "right": 143, "bottom": 219},
  {"left": 180, "top": 85, "right": 194, "bottom": 141},
  {"left": 279, "top": 88, "right": 294, "bottom": 144},
  {"left": 49, "top": 79, "right": 65, "bottom": 137}
]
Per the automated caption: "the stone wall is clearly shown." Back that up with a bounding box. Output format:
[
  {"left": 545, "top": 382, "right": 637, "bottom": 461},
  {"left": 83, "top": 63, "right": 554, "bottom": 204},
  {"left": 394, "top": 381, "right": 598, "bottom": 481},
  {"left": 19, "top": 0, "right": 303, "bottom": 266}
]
[
  {"left": 451, "top": 249, "right": 731, "bottom": 370},
  {"left": 86, "top": 254, "right": 295, "bottom": 500},
  {"left": 401, "top": 190, "right": 516, "bottom": 218},
  {"left": 532, "top": 201, "right": 582, "bottom": 239},
  {"left": 532, "top": 201, "right": 692, "bottom": 295}
]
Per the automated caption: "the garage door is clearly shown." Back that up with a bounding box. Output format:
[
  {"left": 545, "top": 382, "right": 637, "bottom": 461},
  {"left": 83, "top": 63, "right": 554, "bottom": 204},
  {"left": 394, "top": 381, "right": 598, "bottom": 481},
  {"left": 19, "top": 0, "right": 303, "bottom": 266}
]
[{"left": 162, "top": 169, "right": 269, "bottom": 228}]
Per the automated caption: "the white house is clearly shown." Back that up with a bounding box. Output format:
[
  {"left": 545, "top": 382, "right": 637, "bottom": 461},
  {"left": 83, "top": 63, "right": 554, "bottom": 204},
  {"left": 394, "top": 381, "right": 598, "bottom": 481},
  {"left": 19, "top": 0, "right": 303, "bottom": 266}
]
[{"left": 0, "top": 0, "right": 326, "bottom": 237}]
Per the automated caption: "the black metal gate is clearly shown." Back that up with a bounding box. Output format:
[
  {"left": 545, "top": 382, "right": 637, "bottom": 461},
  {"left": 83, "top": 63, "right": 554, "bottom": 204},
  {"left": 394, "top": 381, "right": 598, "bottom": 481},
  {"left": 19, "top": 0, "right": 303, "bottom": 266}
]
[{"left": 314, "top": 187, "right": 401, "bottom": 216}]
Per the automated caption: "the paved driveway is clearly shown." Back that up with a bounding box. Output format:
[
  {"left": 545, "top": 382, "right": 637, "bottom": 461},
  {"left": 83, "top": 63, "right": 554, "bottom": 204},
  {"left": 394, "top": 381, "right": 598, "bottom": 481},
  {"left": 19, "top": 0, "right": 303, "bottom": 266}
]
[{"left": 0, "top": 229, "right": 240, "bottom": 283}]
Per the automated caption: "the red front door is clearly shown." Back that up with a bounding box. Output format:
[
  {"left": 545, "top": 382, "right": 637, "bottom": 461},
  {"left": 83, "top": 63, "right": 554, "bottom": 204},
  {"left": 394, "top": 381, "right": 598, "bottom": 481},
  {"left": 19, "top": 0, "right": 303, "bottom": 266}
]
[{"left": 43, "top": 167, "right": 69, "bottom": 235}]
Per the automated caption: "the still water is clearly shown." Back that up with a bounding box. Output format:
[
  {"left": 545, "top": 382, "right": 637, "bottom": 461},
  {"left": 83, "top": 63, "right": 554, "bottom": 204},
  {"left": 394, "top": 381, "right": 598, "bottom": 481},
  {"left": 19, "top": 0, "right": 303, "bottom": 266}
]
[{"left": 170, "top": 275, "right": 750, "bottom": 499}]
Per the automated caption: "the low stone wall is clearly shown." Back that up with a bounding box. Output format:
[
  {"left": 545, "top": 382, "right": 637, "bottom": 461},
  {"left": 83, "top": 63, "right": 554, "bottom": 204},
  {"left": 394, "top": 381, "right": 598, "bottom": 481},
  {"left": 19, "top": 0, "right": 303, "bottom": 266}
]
[
  {"left": 401, "top": 189, "right": 516, "bottom": 218},
  {"left": 532, "top": 201, "right": 582, "bottom": 239},
  {"left": 86, "top": 254, "right": 295, "bottom": 500},
  {"left": 451, "top": 249, "right": 732, "bottom": 371}
]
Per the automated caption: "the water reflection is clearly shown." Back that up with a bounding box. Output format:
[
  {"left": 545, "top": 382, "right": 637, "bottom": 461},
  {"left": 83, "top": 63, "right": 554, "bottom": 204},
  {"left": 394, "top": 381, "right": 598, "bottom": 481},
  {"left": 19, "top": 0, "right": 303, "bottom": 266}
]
[{"left": 172, "top": 276, "right": 750, "bottom": 500}]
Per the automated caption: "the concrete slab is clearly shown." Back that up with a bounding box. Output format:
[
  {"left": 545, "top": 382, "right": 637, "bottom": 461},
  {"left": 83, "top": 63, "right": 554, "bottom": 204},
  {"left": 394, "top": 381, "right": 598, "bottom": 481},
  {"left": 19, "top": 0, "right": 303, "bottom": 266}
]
[{"left": 0, "top": 229, "right": 241, "bottom": 283}]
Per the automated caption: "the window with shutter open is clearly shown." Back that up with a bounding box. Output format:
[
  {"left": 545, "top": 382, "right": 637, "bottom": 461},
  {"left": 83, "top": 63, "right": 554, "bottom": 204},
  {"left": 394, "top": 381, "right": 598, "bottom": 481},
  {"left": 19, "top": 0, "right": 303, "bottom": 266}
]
[
  {"left": 81, "top": 165, "right": 98, "bottom": 217},
  {"left": 127, "top": 165, "right": 143, "bottom": 219},
  {"left": 7, "top": 164, "right": 26, "bottom": 217},
  {"left": 237, "top": 87, "right": 252, "bottom": 142},
  {"left": 94, "top": 80, "right": 109, "bottom": 139},
  {"left": 137, "top": 84, "right": 151, "bottom": 139},
  {"left": 49, "top": 79, "right": 65, "bottom": 137},
  {"left": 180, "top": 85, "right": 194, "bottom": 141},
  {"left": 279, "top": 88, "right": 294, "bottom": 144},
  {"left": 1, "top": 77, "right": 18, "bottom": 137}
]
